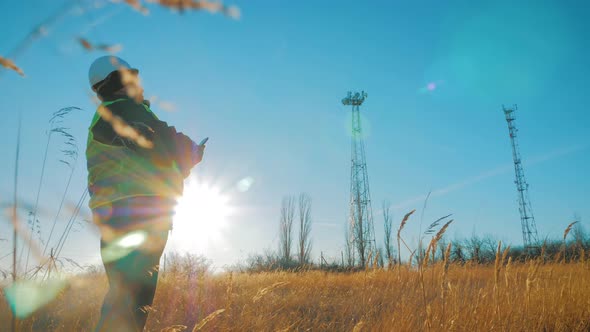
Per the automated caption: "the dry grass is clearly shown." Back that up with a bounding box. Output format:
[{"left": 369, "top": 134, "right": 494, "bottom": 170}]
[
  {"left": 2, "top": 260, "right": 589, "bottom": 331},
  {"left": 0, "top": 56, "right": 25, "bottom": 76}
]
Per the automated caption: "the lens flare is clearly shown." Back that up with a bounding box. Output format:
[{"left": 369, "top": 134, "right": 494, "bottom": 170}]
[
  {"left": 117, "top": 230, "right": 147, "bottom": 248},
  {"left": 101, "top": 230, "right": 147, "bottom": 263},
  {"left": 4, "top": 279, "right": 67, "bottom": 318},
  {"left": 171, "top": 176, "right": 232, "bottom": 255},
  {"left": 236, "top": 177, "right": 254, "bottom": 192},
  {"left": 419, "top": 80, "right": 445, "bottom": 94}
]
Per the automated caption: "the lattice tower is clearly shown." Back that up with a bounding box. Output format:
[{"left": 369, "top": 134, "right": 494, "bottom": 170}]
[
  {"left": 503, "top": 105, "right": 539, "bottom": 253},
  {"left": 343, "top": 91, "right": 376, "bottom": 266}
]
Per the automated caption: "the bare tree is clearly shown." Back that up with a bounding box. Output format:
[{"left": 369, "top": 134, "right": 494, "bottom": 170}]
[
  {"left": 465, "top": 233, "right": 483, "bottom": 263},
  {"left": 450, "top": 239, "right": 466, "bottom": 263},
  {"left": 382, "top": 200, "right": 394, "bottom": 267},
  {"left": 344, "top": 227, "right": 354, "bottom": 267},
  {"left": 376, "top": 246, "right": 385, "bottom": 268},
  {"left": 279, "top": 195, "right": 295, "bottom": 263},
  {"left": 297, "top": 193, "right": 312, "bottom": 266},
  {"left": 481, "top": 235, "right": 499, "bottom": 263}
]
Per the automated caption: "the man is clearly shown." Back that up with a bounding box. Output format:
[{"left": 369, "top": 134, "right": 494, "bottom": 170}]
[{"left": 87, "top": 56, "right": 205, "bottom": 331}]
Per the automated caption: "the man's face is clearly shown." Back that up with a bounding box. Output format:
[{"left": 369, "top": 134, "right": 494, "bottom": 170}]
[
  {"left": 121, "top": 69, "right": 144, "bottom": 102},
  {"left": 136, "top": 80, "right": 145, "bottom": 101},
  {"left": 133, "top": 72, "right": 144, "bottom": 101}
]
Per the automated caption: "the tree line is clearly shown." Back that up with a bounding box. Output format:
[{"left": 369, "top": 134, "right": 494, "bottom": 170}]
[{"left": 237, "top": 196, "right": 587, "bottom": 272}]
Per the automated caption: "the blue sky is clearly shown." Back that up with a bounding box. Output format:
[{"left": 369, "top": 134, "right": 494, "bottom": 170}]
[{"left": 1, "top": 0, "right": 589, "bottom": 270}]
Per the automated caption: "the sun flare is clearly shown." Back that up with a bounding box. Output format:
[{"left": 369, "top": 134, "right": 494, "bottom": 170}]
[{"left": 170, "top": 176, "right": 231, "bottom": 254}]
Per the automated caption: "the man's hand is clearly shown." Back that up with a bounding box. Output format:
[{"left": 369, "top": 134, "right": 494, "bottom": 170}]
[{"left": 191, "top": 142, "right": 205, "bottom": 166}]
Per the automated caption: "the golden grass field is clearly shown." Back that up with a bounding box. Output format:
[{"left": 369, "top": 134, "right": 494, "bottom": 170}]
[{"left": 2, "top": 259, "right": 589, "bottom": 332}]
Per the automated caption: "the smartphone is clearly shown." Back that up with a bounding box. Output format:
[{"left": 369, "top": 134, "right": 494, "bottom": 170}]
[{"left": 199, "top": 137, "right": 209, "bottom": 145}]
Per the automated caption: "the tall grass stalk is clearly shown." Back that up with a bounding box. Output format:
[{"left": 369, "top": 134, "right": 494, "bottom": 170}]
[
  {"left": 53, "top": 189, "right": 88, "bottom": 265},
  {"left": 419, "top": 217, "right": 452, "bottom": 331},
  {"left": 22, "top": 121, "right": 53, "bottom": 273},
  {"left": 494, "top": 241, "right": 502, "bottom": 314},
  {"left": 23, "top": 107, "right": 81, "bottom": 276},
  {"left": 563, "top": 221, "right": 579, "bottom": 263},
  {"left": 42, "top": 122, "right": 80, "bottom": 257},
  {"left": 11, "top": 113, "right": 22, "bottom": 332},
  {"left": 440, "top": 242, "right": 451, "bottom": 330},
  {"left": 417, "top": 191, "right": 432, "bottom": 266},
  {"left": 41, "top": 160, "right": 76, "bottom": 256},
  {"left": 397, "top": 209, "right": 415, "bottom": 269}
]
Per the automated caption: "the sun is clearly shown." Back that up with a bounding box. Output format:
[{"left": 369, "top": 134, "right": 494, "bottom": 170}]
[{"left": 170, "top": 176, "right": 231, "bottom": 254}]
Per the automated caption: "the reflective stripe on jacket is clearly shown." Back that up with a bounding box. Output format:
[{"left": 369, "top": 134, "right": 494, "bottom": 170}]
[{"left": 86, "top": 99, "right": 183, "bottom": 209}]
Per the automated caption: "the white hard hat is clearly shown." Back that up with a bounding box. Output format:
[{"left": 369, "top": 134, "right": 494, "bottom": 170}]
[{"left": 88, "top": 56, "right": 136, "bottom": 90}]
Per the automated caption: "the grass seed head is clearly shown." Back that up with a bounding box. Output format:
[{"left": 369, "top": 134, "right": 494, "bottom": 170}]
[
  {"left": 563, "top": 221, "right": 579, "bottom": 242},
  {"left": 0, "top": 56, "right": 25, "bottom": 76}
]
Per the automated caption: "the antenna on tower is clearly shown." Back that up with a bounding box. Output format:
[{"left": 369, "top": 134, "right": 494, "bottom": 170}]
[
  {"left": 503, "top": 105, "right": 540, "bottom": 254},
  {"left": 343, "top": 91, "right": 376, "bottom": 267}
]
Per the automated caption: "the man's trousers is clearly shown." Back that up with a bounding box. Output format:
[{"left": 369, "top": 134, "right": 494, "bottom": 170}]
[{"left": 93, "top": 196, "right": 175, "bottom": 332}]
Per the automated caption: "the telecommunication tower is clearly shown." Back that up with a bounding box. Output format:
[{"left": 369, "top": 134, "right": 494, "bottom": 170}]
[
  {"left": 342, "top": 91, "right": 376, "bottom": 266},
  {"left": 503, "top": 105, "right": 539, "bottom": 253}
]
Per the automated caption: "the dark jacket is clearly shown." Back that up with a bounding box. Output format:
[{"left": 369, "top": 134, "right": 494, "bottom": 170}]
[
  {"left": 91, "top": 96, "right": 195, "bottom": 178},
  {"left": 87, "top": 95, "right": 196, "bottom": 209}
]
